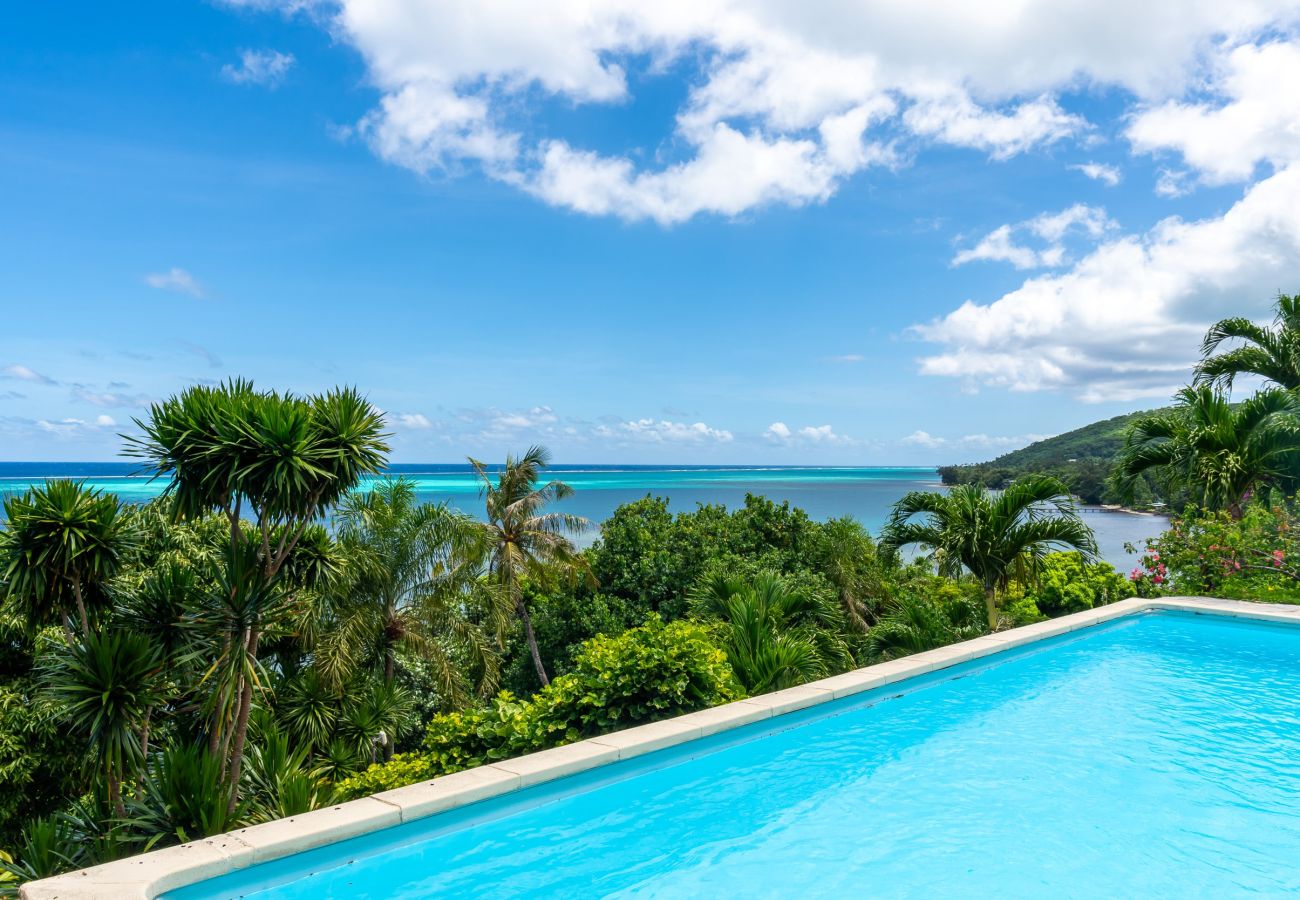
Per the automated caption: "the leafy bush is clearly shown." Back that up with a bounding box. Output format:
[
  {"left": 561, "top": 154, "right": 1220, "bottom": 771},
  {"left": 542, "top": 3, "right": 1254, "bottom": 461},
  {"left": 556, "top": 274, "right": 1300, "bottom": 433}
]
[
  {"left": 337, "top": 617, "right": 739, "bottom": 798},
  {"left": 1130, "top": 500, "right": 1300, "bottom": 602},
  {"left": 0, "top": 682, "right": 83, "bottom": 846},
  {"left": 1026, "top": 552, "right": 1135, "bottom": 617},
  {"left": 500, "top": 585, "right": 642, "bottom": 696},
  {"left": 866, "top": 579, "right": 987, "bottom": 660}
]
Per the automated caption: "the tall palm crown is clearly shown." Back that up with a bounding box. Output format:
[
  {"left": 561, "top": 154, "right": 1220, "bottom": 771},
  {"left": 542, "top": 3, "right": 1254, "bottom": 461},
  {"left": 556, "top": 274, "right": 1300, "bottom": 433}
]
[
  {"left": 1112, "top": 384, "right": 1300, "bottom": 517},
  {"left": 324, "top": 478, "right": 500, "bottom": 705},
  {"left": 470, "top": 446, "right": 588, "bottom": 686},
  {"left": 0, "top": 480, "right": 131, "bottom": 638},
  {"left": 1195, "top": 293, "right": 1300, "bottom": 390},
  {"left": 881, "top": 476, "right": 1097, "bottom": 630}
]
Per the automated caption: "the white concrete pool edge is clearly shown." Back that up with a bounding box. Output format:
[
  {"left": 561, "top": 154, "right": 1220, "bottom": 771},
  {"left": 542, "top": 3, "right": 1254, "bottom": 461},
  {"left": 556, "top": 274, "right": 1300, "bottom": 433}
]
[{"left": 22, "top": 595, "right": 1300, "bottom": 900}]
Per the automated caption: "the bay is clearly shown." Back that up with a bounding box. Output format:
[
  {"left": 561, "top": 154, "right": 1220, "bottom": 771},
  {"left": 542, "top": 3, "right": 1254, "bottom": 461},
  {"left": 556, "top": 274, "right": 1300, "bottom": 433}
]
[{"left": 0, "top": 463, "right": 1165, "bottom": 568}]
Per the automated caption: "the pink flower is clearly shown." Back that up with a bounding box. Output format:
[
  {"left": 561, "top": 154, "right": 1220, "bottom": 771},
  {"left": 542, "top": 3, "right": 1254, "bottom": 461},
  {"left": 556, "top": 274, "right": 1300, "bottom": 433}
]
[
  {"left": 1130, "top": 568, "right": 1142, "bottom": 581},
  {"left": 1150, "top": 552, "right": 1160, "bottom": 561},
  {"left": 1153, "top": 574, "right": 1165, "bottom": 585}
]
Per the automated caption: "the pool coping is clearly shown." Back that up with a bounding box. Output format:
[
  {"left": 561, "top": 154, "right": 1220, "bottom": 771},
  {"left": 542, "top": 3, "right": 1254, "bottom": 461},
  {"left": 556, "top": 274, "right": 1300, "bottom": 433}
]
[{"left": 21, "top": 595, "right": 1300, "bottom": 899}]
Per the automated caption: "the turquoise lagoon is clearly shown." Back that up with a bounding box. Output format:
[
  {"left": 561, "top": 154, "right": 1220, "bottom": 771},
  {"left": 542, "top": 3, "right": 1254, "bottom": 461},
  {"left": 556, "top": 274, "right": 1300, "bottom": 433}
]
[
  {"left": 0, "top": 463, "right": 1164, "bottom": 567},
  {"left": 167, "top": 610, "right": 1300, "bottom": 898}
]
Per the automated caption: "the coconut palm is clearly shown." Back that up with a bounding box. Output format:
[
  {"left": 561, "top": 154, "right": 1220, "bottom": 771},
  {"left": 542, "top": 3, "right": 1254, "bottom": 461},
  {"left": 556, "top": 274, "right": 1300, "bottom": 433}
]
[
  {"left": 1113, "top": 385, "right": 1300, "bottom": 517},
  {"left": 881, "top": 476, "right": 1098, "bottom": 631},
  {"left": 320, "top": 478, "right": 499, "bottom": 705},
  {"left": 471, "top": 446, "right": 589, "bottom": 686},
  {"left": 1196, "top": 293, "right": 1300, "bottom": 391},
  {"left": 689, "top": 572, "right": 851, "bottom": 694},
  {"left": 0, "top": 480, "right": 131, "bottom": 639},
  {"left": 42, "top": 630, "right": 164, "bottom": 816}
]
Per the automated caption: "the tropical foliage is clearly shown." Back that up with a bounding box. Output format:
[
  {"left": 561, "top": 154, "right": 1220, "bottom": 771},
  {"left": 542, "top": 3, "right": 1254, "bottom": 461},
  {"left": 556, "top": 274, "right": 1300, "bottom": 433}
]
[
  {"left": 337, "top": 617, "right": 739, "bottom": 796},
  {"left": 472, "top": 445, "right": 588, "bottom": 686},
  {"left": 1196, "top": 293, "right": 1300, "bottom": 390},
  {"left": 881, "top": 476, "right": 1099, "bottom": 629},
  {"left": 689, "top": 572, "right": 850, "bottom": 694},
  {"left": 1112, "top": 386, "right": 1300, "bottom": 517},
  {"left": 11, "top": 305, "right": 1300, "bottom": 892}
]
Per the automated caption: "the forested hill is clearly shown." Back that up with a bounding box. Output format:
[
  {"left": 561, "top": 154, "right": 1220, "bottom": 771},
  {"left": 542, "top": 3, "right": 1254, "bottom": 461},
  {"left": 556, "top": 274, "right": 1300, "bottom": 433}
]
[{"left": 937, "top": 408, "right": 1163, "bottom": 505}]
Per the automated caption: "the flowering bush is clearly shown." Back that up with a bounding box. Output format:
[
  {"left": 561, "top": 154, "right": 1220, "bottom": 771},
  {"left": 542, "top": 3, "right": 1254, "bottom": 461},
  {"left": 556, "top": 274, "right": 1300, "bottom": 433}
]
[{"left": 1127, "top": 500, "right": 1300, "bottom": 602}]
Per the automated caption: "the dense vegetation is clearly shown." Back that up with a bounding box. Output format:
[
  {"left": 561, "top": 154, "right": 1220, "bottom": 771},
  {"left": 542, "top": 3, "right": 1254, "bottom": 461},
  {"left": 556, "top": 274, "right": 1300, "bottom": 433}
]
[
  {"left": 0, "top": 389, "right": 1112, "bottom": 891},
  {"left": 3, "top": 292, "right": 1300, "bottom": 892},
  {"left": 938, "top": 409, "right": 1166, "bottom": 505}
]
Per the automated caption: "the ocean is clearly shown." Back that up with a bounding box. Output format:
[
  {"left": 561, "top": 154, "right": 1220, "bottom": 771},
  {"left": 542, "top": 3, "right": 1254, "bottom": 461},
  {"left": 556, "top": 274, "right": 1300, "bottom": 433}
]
[{"left": 0, "top": 463, "right": 1165, "bottom": 569}]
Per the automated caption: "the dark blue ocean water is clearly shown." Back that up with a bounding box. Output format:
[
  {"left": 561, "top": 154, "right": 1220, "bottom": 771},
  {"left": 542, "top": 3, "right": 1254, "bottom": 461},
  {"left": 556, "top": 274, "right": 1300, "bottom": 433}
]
[{"left": 0, "top": 463, "right": 1163, "bottom": 568}]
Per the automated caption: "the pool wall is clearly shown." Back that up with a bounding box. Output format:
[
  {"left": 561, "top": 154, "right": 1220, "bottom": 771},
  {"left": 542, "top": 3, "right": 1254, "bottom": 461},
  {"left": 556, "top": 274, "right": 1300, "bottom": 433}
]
[{"left": 21, "top": 595, "right": 1300, "bottom": 900}]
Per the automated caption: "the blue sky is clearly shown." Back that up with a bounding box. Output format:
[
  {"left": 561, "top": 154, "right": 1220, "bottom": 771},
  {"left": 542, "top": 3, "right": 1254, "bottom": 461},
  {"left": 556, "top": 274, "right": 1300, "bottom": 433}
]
[{"left": 3, "top": 1, "right": 1300, "bottom": 464}]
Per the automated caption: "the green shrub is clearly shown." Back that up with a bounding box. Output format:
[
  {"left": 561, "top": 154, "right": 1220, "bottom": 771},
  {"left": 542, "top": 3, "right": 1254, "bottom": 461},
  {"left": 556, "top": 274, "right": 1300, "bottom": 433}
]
[
  {"left": 1130, "top": 500, "right": 1300, "bottom": 603},
  {"left": 500, "top": 585, "right": 643, "bottom": 696},
  {"left": 337, "top": 617, "right": 739, "bottom": 799},
  {"left": 1003, "top": 594, "right": 1046, "bottom": 626},
  {"left": 1026, "top": 552, "right": 1135, "bottom": 617},
  {"left": 0, "top": 682, "right": 83, "bottom": 846}
]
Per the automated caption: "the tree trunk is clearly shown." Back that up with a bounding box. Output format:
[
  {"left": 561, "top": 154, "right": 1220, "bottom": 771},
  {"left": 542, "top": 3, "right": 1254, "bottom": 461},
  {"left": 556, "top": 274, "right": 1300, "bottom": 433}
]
[
  {"left": 983, "top": 587, "right": 999, "bottom": 632},
  {"left": 209, "top": 632, "right": 233, "bottom": 755},
  {"left": 109, "top": 769, "right": 125, "bottom": 819},
  {"left": 225, "top": 625, "right": 260, "bottom": 815},
  {"left": 517, "top": 597, "right": 549, "bottom": 687},
  {"left": 71, "top": 576, "right": 90, "bottom": 637},
  {"left": 140, "top": 706, "right": 153, "bottom": 766}
]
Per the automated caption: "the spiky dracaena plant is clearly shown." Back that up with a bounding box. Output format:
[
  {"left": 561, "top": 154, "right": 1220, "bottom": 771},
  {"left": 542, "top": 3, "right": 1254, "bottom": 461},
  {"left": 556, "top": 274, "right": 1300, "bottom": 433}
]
[
  {"left": 42, "top": 630, "right": 165, "bottom": 817},
  {"left": 0, "top": 480, "right": 131, "bottom": 639}
]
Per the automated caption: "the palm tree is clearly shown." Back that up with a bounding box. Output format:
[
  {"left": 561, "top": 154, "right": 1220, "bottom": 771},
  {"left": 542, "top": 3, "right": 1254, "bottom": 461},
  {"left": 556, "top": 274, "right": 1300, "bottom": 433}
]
[
  {"left": 1196, "top": 293, "right": 1300, "bottom": 390},
  {"left": 689, "top": 572, "right": 851, "bottom": 694},
  {"left": 1113, "top": 385, "right": 1300, "bottom": 517},
  {"left": 321, "top": 479, "right": 500, "bottom": 706},
  {"left": 470, "top": 446, "right": 589, "bottom": 687},
  {"left": 43, "top": 630, "right": 164, "bottom": 817},
  {"left": 866, "top": 592, "right": 986, "bottom": 660},
  {"left": 0, "top": 480, "right": 131, "bottom": 639},
  {"left": 881, "top": 476, "right": 1098, "bottom": 631}
]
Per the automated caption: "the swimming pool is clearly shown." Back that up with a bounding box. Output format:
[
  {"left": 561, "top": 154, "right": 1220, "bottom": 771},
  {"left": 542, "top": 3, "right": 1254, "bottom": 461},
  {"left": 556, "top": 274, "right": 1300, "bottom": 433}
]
[{"left": 148, "top": 605, "right": 1300, "bottom": 899}]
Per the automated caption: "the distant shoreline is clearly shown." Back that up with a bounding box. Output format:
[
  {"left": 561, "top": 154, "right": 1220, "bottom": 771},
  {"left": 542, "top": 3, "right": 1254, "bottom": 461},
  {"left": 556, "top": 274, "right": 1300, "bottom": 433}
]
[{"left": 1091, "top": 503, "right": 1161, "bottom": 517}]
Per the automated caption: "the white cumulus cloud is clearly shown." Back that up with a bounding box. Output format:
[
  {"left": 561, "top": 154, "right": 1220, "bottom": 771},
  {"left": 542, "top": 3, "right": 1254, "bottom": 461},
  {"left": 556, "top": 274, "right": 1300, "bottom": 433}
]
[
  {"left": 918, "top": 164, "right": 1300, "bottom": 401},
  {"left": 596, "top": 418, "right": 734, "bottom": 444},
  {"left": 1071, "top": 162, "right": 1122, "bottom": 186},
  {"left": 1128, "top": 41, "right": 1300, "bottom": 186},
  {"left": 236, "top": 0, "right": 1300, "bottom": 225},
  {"left": 222, "top": 49, "right": 296, "bottom": 87},
  {"left": 144, "top": 268, "right": 204, "bottom": 298},
  {"left": 395, "top": 413, "right": 433, "bottom": 429},
  {"left": 953, "top": 204, "right": 1116, "bottom": 269},
  {"left": 2, "top": 364, "right": 56, "bottom": 386}
]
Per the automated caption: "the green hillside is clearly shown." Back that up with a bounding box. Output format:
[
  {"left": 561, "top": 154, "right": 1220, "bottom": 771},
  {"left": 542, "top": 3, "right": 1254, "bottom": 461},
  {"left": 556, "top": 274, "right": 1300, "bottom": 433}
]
[{"left": 938, "top": 408, "right": 1166, "bottom": 506}]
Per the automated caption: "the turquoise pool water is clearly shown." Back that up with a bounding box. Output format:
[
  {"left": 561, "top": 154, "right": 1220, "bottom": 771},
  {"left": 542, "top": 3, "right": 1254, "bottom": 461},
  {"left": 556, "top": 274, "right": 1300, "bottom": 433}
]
[{"left": 169, "top": 611, "right": 1300, "bottom": 898}]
